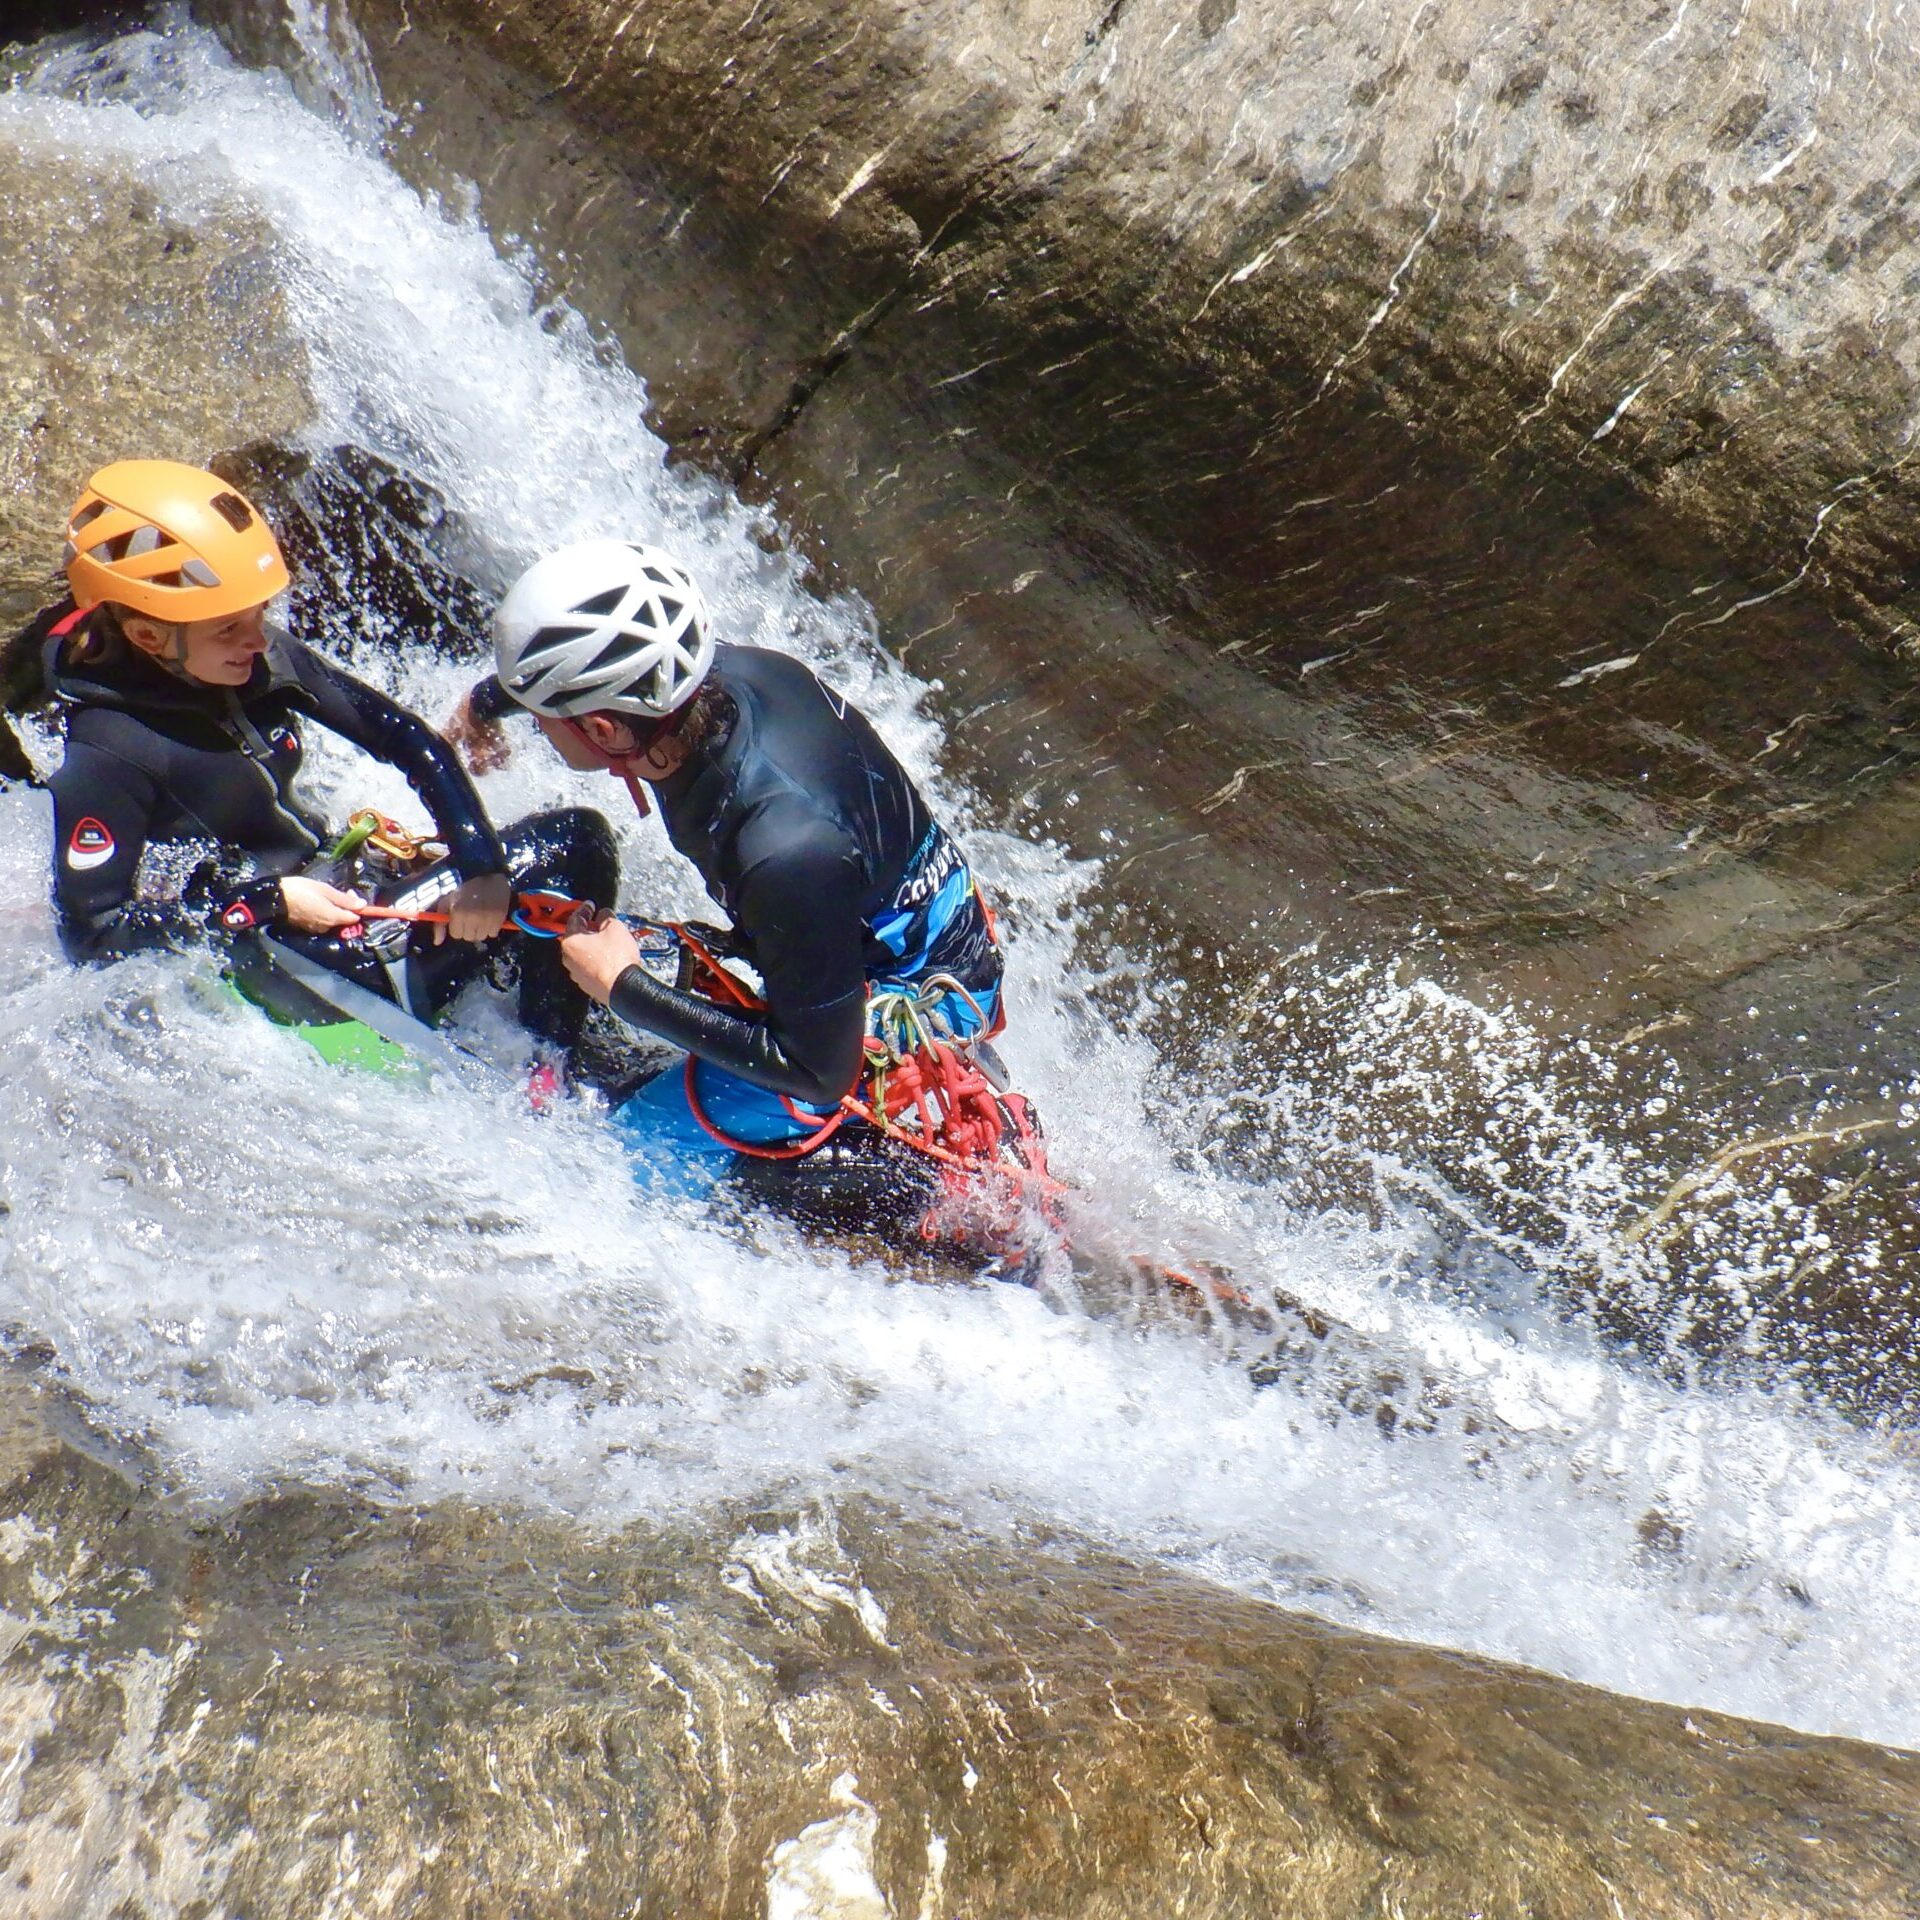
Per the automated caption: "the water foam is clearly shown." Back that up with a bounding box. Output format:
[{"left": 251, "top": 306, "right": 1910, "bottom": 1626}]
[{"left": 5, "top": 16, "right": 1920, "bottom": 1753}]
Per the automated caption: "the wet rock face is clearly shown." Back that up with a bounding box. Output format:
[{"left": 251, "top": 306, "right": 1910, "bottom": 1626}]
[
  {"left": 325, "top": 0, "right": 1920, "bottom": 1390},
  {"left": 0, "top": 125, "right": 309, "bottom": 774},
  {"left": 368, "top": 0, "right": 1920, "bottom": 906},
  {"left": 7, "top": 1377, "right": 1920, "bottom": 1919},
  {"left": 8, "top": 20, "right": 1920, "bottom": 1906},
  {"left": 0, "top": 137, "right": 309, "bottom": 634}
]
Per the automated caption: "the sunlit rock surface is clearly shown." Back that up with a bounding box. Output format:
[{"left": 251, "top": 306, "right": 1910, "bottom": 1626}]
[
  {"left": 7, "top": 1380, "right": 1920, "bottom": 1919},
  {"left": 348, "top": 0, "right": 1920, "bottom": 961},
  {"left": 6, "top": 13, "right": 1920, "bottom": 1916},
  {"left": 0, "top": 109, "right": 309, "bottom": 778},
  {"left": 0, "top": 134, "right": 308, "bottom": 630},
  {"left": 297, "top": 0, "right": 1920, "bottom": 1386}
]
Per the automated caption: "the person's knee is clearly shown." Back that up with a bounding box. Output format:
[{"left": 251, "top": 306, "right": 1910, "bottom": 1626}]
[
  {"left": 554, "top": 807, "right": 618, "bottom": 893},
  {"left": 535, "top": 804, "right": 613, "bottom": 852},
  {"left": 508, "top": 807, "right": 620, "bottom": 901}
]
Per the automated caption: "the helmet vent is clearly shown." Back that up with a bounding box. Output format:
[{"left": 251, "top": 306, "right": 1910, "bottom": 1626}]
[
  {"left": 573, "top": 587, "right": 627, "bottom": 617},
  {"left": 520, "top": 623, "right": 585, "bottom": 663},
  {"left": 584, "top": 636, "right": 637, "bottom": 675},
  {"left": 209, "top": 491, "right": 255, "bottom": 532}
]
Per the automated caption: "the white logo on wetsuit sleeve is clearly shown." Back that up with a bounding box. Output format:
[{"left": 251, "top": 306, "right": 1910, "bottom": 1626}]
[
  {"left": 891, "top": 830, "right": 961, "bottom": 910},
  {"left": 66, "top": 818, "right": 115, "bottom": 871}
]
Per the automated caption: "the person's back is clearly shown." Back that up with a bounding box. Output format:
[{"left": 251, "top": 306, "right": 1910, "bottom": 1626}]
[
  {"left": 653, "top": 642, "right": 996, "bottom": 1012},
  {"left": 656, "top": 643, "right": 924, "bottom": 913}
]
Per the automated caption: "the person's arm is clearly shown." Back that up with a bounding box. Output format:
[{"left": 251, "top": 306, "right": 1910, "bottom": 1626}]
[
  {"left": 49, "top": 742, "right": 192, "bottom": 962},
  {"left": 47, "top": 739, "right": 366, "bottom": 955},
  {"left": 290, "top": 643, "right": 508, "bottom": 880},
  {"left": 601, "top": 963, "right": 867, "bottom": 1105},
  {"left": 4, "top": 601, "right": 79, "bottom": 783},
  {"left": 466, "top": 673, "right": 516, "bottom": 724},
  {"left": 3, "top": 599, "right": 73, "bottom": 714},
  {"left": 289, "top": 643, "right": 510, "bottom": 937},
  {"left": 563, "top": 832, "right": 870, "bottom": 1104}
]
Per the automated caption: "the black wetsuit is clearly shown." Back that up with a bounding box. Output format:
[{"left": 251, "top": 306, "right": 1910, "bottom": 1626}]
[
  {"left": 476, "top": 640, "right": 1000, "bottom": 1107},
  {"left": 23, "top": 601, "right": 613, "bottom": 1050}
]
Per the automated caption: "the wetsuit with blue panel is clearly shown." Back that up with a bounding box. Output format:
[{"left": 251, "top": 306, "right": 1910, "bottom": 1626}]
[{"left": 483, "top": 641, "right": 1002, "bottom": 1193}]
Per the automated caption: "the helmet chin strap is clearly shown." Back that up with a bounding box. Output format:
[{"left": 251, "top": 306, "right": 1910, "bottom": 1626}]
[
  {"left": 556, "top": 715, "right": 653, "bottom": 820},
  {"left": 132, "top": 620, "right": 193, "bottom": 680}
]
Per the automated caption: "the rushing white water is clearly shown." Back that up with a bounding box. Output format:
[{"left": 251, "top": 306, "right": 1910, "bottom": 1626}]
[{"left": 5, "top": 15, "right": 1920, "bottom": 1752}]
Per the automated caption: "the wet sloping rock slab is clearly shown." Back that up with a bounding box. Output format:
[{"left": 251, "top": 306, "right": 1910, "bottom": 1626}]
[
  {"left": 341, "top": 0, "right": 1920, "bottom": 995},
  {"left": 0, "top": 119, "right": 309, "bottom": 629},
  {"left": 304, "top": 0, "right": 1920, "bottom": 1387},
  {"left": 4, "top": 1376, "right": 1919, "bottom": 1918},
  {"left": 0, "top": 105, "right": 310, "bottom": 772}
]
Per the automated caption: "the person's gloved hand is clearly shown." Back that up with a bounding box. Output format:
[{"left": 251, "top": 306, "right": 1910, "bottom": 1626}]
[
  {"left": 440, "top": 871, "right": 512, "bottom": 944},
  {"left": 279, "top": 875, "right": 369, "bottom": 933},
  {"left": 557, "top": 906, "right": 643, "bottom": 1006}
]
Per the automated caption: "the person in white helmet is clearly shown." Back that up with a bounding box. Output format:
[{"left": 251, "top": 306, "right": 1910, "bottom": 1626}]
[{"left": 447, "top": 539, "right": 1004, "bottom": 1195}]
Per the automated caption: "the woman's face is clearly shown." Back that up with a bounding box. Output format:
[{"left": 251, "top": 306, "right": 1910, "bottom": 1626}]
[{"left": 125, "top": 604, "right": 271, "bottom": 686}]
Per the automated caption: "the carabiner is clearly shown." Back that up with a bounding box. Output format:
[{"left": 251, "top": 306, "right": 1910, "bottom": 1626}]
[{"left": 510, "top": 890, "right": 587, "bottom": 938}]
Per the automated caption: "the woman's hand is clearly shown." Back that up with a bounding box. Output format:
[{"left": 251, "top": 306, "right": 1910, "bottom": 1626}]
[
  {"left": 439, "top": 871, "right": 513, "bottom": 944},
  {"left": 445, "top": 689, "right": 511, "bottom": 773},
  {"left": 279, "top": 876, "right": 369, "bottom": 933},
  {"left": 558, "top": 908, "right": 642, "bottom": 1006}
]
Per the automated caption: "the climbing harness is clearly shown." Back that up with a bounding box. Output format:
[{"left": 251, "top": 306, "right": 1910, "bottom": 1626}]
[
  {"left": 276, "top": 849, "right": 1253, "bottom": 1296},
  {"left": 489, "top": 883, "right": 1056, "bottom": 1234},
  {"left": 654, "top": 915, "right": 1064, "bottom": 1248},
  {"left": 502, "top": 891, "right": 1241, "bottom": 1292}
]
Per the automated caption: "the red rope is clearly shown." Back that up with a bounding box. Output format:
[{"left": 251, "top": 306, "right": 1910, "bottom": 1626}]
[
  {"left": 640, "top": 899, "right": 1248, "bottom": 1295},
  {"left": 682, "top": 1054, "right": 849, "bottom": 1160},
  {"left": 664, "top": 911, "right": 1057, "bottom": 1205}
]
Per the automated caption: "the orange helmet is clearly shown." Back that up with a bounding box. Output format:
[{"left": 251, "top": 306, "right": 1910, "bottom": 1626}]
[{"left": 63, "top": 460, "right": 290, "bottom": 621}]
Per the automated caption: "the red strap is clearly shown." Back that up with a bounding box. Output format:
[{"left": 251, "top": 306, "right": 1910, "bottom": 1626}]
[
  {"left": 49, "top": 605, "right": 90, "bottom": 641},
  {"left": 650, "top": 908, "right": 1045, "bottom": 1192},
  {"left": 682, "top": 1055, "right": 848, "bottom": 1159},
  {"left": 973, "top": 881, "right": 1008, "bottom": 1039},
  {"left": 676, "top": 925, "right": 761, "bottom": 1009}
]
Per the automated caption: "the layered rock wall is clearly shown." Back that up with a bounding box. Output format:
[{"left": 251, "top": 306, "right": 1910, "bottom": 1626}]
[
  {"left": 326, "top": 0, "right": 1920, "bottom": 1030},
  {"left": 385, "top": 0, "right": 1920, "bottom": 826}
]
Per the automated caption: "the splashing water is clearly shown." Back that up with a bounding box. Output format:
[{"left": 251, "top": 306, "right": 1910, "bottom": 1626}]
[{"left": 5, "top": 17, "right": 1920, "bottom": 1752}]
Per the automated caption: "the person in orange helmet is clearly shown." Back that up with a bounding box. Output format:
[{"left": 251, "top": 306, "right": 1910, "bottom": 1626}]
[{"left": 12, "top": 459, "right": 617, "bottom": 1060}]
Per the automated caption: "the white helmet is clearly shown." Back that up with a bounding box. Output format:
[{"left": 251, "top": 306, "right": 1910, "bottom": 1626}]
[{"left": 492, "top": 539, "right": 714, "bottom": 720}]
